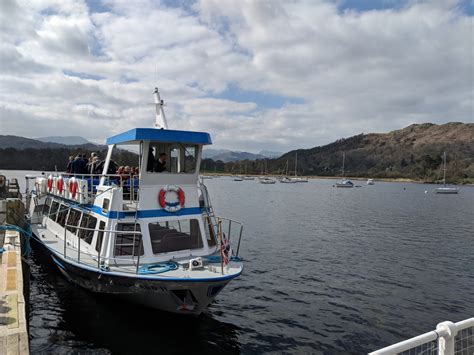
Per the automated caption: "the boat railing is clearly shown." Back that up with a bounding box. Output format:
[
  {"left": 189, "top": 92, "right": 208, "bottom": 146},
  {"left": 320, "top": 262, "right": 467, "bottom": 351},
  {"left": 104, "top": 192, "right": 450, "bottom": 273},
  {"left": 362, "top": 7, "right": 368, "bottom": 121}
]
[
  {"left": 64, "top": 223, "right": 144, "bottom": 274},
  {"left": 32, "top": 173, "right": 140, "bottom": 206},
  {"left": 370, "top": 318, "right": 474, "bottom": 355}
]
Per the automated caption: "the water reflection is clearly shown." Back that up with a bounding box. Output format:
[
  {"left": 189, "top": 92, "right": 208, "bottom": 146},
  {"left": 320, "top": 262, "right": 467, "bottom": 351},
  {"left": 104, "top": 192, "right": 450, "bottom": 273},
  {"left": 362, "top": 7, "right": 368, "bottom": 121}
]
[{"left": 29, "top": 244, "right": 241, "bottom": 354}]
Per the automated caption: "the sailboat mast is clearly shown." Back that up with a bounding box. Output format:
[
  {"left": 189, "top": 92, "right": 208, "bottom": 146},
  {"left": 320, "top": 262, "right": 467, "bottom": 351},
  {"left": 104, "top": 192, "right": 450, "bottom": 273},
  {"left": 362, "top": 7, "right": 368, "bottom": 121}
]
[
  {"left": 342, "top": 152, "right": 345, "bottom": 179},
  {"left": 295, "top": 153, "right": 298, "bottom": 177},
  {"left": 443, "top": 151, "right": 447, "bottom": 187}
]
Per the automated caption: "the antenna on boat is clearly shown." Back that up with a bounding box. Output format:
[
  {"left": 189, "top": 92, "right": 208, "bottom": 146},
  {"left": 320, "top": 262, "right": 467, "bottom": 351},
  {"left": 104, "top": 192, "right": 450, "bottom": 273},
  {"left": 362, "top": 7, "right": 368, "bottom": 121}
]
[{"left": 153, "top": 87, "right": 168, "bottom": 129}]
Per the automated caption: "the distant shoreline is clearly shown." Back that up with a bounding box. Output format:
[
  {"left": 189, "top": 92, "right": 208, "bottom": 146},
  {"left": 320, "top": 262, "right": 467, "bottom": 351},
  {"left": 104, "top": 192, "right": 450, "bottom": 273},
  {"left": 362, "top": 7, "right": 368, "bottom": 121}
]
[
  {"left": 2, "top": 168, "right": 472, "bottom": 186},
  {"left": 201, "top": 173, "right": 474, "bottom": 185}
]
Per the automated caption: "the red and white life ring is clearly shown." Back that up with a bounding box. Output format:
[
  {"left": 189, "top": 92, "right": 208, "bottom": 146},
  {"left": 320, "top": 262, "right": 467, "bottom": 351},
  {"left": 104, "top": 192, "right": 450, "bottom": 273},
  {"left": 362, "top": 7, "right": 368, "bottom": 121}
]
[
  {"left": 158, "top": 185, "right": 185, "bottom": 212},
  {"left": 56, "top": 177, "right": 64, "bottom": 194},
  {"left": 69, "top": 178, "right": 78, "bottom": 199},
  {"left": 47, "top": 175, "right": 53, "bottom": 192}
]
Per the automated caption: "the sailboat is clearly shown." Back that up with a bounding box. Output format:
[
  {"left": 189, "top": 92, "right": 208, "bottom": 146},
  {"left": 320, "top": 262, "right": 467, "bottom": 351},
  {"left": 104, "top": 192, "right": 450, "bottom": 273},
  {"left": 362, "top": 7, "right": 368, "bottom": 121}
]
[
  {"left": 233, "top": 162, "right": 243, "bottom": 181},
  {"left": 260, "top": 159, "right": 276, "bottom": 184},
  {"left": 335, "top": 152, "right": 354, "bottom": 188},
  {"left": 280, "top": 159, "right": 296, "bottom": 183},
  {"left": 242, "top": 163, "right": 254, "bottom": 180},
  {"left": 291, "top": 153, "right": 308, "bottom": 183},
  {"left": 435, "top": 152, "right": 459, "bottom": 194}
]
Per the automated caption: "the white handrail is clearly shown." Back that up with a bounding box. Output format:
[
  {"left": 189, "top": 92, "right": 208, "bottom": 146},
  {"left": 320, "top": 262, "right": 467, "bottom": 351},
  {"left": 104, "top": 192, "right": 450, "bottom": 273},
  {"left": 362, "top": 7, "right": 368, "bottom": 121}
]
[{"left": 370, "top": 318, "right": 474, "bottom": 355}]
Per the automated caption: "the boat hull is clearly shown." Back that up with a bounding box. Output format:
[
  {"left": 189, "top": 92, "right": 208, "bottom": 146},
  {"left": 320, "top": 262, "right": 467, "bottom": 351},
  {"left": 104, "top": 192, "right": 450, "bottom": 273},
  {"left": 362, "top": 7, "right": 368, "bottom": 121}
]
[
  {"left": 435, "top": 188, "right": 459, "bottom": 194},
  {"left": 32, "top": 236, "right": 233, "bottom": 315}
]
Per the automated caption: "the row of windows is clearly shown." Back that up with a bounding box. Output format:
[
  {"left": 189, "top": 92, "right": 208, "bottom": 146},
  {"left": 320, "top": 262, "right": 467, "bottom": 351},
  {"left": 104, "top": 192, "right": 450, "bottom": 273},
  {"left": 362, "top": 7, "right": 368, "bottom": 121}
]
[
  {"left": 42, "top": 198, "right": 103, "bottom": 252},
  {"left": 41, "top": 198, "right": 216, "bottom": 257}
]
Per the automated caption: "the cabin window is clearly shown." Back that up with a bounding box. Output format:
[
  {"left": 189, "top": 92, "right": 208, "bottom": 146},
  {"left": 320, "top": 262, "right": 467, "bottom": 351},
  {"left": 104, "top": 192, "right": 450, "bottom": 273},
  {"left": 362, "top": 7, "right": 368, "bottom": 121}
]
[
  {"left": 149, "top": 219, "right": 202, "bottom": 254},
  {"left": 102, "top": 199, "right": 110, "bottom": 213},
  {"left": 183, "top": 146, "right": 197, "bottom": 173},
  {"left": 57, "top": 205, "right": 68, "bottom": 227},
  {"left": 66, "top": 209, "right": 81, "bottom": 234},
  {"left": 49, "top": 201, "right": 60, "bottom": 221},
  {"left": 42, "top": 198, "right": 52, "bottom": 216},
  {"left": 78, "top": 214, "right": 97, "bottom": 244},
  {"left": 114, "top": 223, "right": 144, "bottom": 256},
  {"left": 147, "top": 143, "right": 198, "bottom": 174},
  {"left": 96, "top": 221, "right": 106, "bottom": 253}
]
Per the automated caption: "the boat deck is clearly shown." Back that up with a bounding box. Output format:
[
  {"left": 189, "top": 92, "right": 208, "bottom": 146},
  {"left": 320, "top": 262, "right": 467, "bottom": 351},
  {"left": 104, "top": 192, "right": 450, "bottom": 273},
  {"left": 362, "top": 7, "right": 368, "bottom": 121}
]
[{"left": 34, "top": 225, "right": 242, "bottom": 280}]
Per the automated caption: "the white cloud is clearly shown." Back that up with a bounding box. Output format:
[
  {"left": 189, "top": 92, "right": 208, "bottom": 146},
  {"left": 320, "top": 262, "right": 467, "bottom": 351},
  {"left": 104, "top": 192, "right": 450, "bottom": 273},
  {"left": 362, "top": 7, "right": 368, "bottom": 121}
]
[{"left": 0, "top": 0, "right": 472, "bottom": 152}]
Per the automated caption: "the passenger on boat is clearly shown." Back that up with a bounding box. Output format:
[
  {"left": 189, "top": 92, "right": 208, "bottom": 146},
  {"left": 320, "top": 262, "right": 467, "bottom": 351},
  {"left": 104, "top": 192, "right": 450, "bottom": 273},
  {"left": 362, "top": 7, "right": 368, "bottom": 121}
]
[
  {"left": 65, "top": 156, "right": 74, "bottom": 173},
  {"left": 154, "top": 153, "right": 167, "bottom": 172},
  {"left": 87, "top": 155, "right": 100, "bottom": 175},
  {"left": 70, "top": 154, "right": 88, "bottom": 175}
]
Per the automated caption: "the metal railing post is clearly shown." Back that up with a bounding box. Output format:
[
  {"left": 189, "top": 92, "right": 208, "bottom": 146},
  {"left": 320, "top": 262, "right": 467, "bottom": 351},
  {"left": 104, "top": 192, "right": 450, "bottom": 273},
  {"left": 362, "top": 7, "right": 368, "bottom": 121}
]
[
  {"left": 63, "top": 228, "right": 67, "bottom": 258},
  {"left": 77, "top": 233, "right": 80, "bottom": 263},
  {"left": 136, "top": 236, "right": 141, "bottom": 275},
  {"left": 236, "top": 226, "right": 243, "bottom": 257},
  {"left": 436, "top": 321, "right": 457, "bottom": 355},
  {"left": 218, "top": 219, "right": 223, "bottom": 275}
]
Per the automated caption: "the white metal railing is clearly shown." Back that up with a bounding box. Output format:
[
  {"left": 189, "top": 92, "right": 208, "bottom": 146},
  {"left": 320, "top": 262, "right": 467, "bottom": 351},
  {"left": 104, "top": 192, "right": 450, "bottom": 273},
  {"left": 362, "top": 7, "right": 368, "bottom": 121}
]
[
  {"left": 27, "top": 173, "right": 139, "bottom": 205},
  {"left": 370, "top": 318, "right": 474, "bottom": 355}
]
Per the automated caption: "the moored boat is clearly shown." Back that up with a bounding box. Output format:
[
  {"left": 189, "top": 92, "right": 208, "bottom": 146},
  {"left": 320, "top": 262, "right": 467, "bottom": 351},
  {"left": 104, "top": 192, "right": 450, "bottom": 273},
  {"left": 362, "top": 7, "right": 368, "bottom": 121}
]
[
  {"left": 435, "top": 151, "right": 459, "bottom": 194},
  {"left": 25, "top": 88, "right": 244, "bottom": 315},
  {"left": 367, "top": 178, "right": 374, "bottom": 185},
  {"left": 335, "top": 152, "right": 354, "bottom": 188},
  {"left": 260, "top": 177, "right": 276, "bottom": 184}
]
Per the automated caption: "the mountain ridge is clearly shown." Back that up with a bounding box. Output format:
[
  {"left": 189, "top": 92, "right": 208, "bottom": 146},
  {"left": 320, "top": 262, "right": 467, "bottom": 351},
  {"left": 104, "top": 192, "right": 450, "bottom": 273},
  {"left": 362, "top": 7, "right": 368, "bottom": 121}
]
[{"left": 201, "top": 122, "right": 474, "bottom": 183}]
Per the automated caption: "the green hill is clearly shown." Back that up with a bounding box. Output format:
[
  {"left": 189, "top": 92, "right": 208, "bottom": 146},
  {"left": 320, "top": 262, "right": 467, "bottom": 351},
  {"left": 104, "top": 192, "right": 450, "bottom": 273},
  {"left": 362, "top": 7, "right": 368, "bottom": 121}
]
[{"left": 202, "top": 122, "right": 474, "bottom": 183}]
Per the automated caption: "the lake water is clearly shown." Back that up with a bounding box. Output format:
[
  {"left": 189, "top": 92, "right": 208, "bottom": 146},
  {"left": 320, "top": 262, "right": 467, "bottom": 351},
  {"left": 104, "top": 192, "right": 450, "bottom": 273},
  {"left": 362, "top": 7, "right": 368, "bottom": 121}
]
[{"left": 2, "top": 170, "right": 474, "bottom": 354}]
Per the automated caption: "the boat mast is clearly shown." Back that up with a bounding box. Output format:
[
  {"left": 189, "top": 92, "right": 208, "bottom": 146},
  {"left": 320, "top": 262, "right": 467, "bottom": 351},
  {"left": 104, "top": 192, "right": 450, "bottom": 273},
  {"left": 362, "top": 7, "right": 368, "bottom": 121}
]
[
  {"left": 342, "top": 152, "right": 345, "bottom": 179},
  {"left": 443, "top": 151, "right": 447, "bottom": 187},
  {"left": 295, "top": 153, "right": 298, "bottom": 177},
  {"left": 153, "top": 87, "right": 168, "bottom": 129}
]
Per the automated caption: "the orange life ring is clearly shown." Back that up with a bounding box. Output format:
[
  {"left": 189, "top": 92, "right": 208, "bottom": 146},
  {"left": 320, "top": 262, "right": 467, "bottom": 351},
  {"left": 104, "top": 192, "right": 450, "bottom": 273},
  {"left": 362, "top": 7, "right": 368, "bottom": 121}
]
[{"left": 158, "top": 185, "right": 185, "bottom": 212}]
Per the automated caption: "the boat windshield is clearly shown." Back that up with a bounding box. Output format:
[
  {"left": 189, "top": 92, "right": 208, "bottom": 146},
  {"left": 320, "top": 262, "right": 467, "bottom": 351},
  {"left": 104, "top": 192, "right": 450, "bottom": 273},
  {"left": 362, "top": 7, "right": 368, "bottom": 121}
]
[{"left": 146, "top": 143, "right": 198, "bottom": 174}]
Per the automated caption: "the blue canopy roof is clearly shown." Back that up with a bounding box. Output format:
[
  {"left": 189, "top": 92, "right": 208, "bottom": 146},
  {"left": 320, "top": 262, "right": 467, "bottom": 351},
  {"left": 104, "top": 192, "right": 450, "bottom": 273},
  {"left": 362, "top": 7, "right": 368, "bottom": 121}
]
[{"left": 106, "top": 128, "right": 212, "bottom": 145}]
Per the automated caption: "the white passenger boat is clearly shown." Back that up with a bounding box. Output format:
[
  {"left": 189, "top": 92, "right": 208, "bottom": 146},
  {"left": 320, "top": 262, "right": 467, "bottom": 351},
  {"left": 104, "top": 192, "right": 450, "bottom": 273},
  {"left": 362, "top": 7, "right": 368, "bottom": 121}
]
[
  {"left": 335, "top": 152, "right": 354, "bottom": 188},
  {"left": 367, "top": 178, "right": 375, "bottom": 185},
  {"left": 435, "top": 152, "right": 459, "bottom": 194},
  {"left": 25, "top": 88, "right": 244, "bottom": 315}
]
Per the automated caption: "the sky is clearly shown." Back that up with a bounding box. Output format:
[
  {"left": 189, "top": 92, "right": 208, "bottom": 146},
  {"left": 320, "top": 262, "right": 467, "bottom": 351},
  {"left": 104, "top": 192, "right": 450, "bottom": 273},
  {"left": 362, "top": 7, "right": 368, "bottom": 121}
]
[{"left": 0, "top": 0, "right": 472, "bottom": 153}]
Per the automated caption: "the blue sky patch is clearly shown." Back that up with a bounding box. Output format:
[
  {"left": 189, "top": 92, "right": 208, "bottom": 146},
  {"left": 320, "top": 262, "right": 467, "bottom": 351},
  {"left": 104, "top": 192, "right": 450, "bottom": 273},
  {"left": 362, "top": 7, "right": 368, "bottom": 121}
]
[
  {"left": 216, "top": 84, "right": 304, "bottom": 109},
  {"left": 63, "top": 70, "right": 104, "bottom": 81}
]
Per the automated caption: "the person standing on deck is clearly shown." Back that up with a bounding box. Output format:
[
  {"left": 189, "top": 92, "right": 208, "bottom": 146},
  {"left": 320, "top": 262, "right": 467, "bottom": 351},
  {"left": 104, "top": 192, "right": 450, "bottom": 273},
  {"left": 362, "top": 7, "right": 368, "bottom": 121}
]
[
  {"left": 71, "top": 154, "right": 88, "bottom": 175},
  {"left": 154, "top": 153, "right": 167, "bottom": 172},
  {"left": 66, "top": 156, "right": 74, "bottom": 173}
]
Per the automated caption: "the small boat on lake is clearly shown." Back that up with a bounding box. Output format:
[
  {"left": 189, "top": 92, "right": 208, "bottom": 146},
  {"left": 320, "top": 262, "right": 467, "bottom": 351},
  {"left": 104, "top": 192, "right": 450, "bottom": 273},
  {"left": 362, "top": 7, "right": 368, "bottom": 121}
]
[
  {"left": 367, "top": 178, "right": 375, "bottom": 185},
  {"left": 280, "top": 153, "right": 308, "bottom": 183},
  {"left": 335, "top": 152, "right": 354, "bottom": 188},
  {"left": 435, "top": 151, "right": 459, "bottom": 194},
  {"left": 25, "top": 87, "right": 244, "bottom": 315},
  {"left": 260, "top": 177, "right": 276, "bottom": 184}
]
